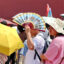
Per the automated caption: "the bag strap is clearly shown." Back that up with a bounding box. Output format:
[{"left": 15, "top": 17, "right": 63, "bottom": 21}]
[
  {"left": 34, "top": 41, "right": 49, "bottom": 61},
  {"left": 42, "top": 41, "right": 49, "bottom": 53},
  {"left": 34, "top": 49, "right": 41, "bottom": 61}
]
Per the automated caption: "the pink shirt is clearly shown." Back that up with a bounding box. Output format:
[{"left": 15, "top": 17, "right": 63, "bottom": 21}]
[{"left": 44, "top": 36, "right": 64, "bottom": 64}]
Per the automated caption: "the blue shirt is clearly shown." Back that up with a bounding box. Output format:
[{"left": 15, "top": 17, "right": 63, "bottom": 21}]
[{"left": 20, "top": 40, "right": 28, "bottom": 56}]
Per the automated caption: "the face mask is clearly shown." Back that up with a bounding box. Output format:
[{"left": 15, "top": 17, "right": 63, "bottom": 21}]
[{"left": 50, "top": 35, "right": 55, "bottom": 39}]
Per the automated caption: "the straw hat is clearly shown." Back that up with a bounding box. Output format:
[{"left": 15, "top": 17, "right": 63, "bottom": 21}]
[{"left": 43, "top": 17, "right": 64, "bottom": 34}]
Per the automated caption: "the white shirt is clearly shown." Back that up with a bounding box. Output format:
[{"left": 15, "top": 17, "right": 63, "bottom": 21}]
[{"left": 24, "top": 33, "right": 45, "bottom": 64}]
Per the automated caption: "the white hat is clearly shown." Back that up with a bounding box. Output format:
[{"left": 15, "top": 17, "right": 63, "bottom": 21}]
[
  {"left": 60, "top": 14, "right": 64, "bottom": 17},
  {"left": 43, "top": 17, "right": 64, "bottom": 34}
]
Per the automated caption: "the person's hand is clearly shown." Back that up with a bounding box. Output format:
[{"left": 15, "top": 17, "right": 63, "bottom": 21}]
[
  {"left": 25, "top": 25, "right": 34, "bottom": 50},
  {"left": 25, "top": 25, "right": 31, "bottom": 35}
]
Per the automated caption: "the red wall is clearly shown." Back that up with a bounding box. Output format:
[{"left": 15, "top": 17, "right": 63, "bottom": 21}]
[{"left": 0, "top": 0, "right": 64, "bottom": 19}]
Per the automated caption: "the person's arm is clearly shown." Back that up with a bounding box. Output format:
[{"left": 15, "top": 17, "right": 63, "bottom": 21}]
[
  {"left": 40, "top": 54, "right": 48, "bottom": 62},
  {"left": 40, "top": 42, "right": 59, "bottom": 62},
  {"left": 25, "top": 25, "right": 34, "bottom": 50}
]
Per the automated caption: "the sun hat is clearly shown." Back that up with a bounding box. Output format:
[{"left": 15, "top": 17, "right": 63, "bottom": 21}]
[
  {"left": 60, "top": 14, "right": 64, "bottom": 18},
  {"left": 43, "top": 17, "right": 64, "bottom": 34}
]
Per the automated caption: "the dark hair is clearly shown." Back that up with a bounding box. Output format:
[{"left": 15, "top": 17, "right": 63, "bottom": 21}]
[
  {"left": 17, "top": 25, "right": 27, "bottom": 42},
  {"left": 45, "top": 23, "right": 50, "bottom": 29},
  {"left": 17, "top": 25, "right": 25, "bottom": 33},
  {"left": 10, "top": 24, "right": 15, "bottom": 27},
  {"left": 1, "top": 21, "right": 7, "bottom": 25},
  {"left": 57, "top": 33, "right": 64, "bottom": 36}
]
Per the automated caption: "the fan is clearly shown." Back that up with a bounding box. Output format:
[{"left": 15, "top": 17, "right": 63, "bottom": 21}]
[{"left": 13, "top": 12, "right": 46, "bottom": 31}]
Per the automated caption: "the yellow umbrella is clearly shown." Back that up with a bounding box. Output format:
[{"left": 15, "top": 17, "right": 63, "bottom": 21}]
[{"left": 0, "top": 24, "right": 24, "bottom": 56}]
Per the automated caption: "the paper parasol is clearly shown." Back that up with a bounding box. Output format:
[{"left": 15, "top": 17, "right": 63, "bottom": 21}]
[{"left": 13, "top": 12, "right": 46, "bottom": 31}]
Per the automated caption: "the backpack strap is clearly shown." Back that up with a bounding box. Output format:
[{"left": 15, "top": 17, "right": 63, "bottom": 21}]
[
  {"left": 42, "top": 41, "right": 49, "bottom": 53},
  {"left": 34, "top": 41, "right": 50, "bottom": 61},
  {"left": 34, "top": 49, "right": 41, "bottom": 61}
]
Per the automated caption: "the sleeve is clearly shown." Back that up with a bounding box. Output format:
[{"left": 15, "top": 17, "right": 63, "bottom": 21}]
[
  {"left": 23, "top": 41, "right": 28, "bottom": 56},
  {"left": 44, "top": 43, "right": 59, "bottom": 61},
  {"left": 22, "top": 40, "right": 28, "bottom": 56},
  {"left": 33, "top": 35, "right": 45, "bottom": 50}
]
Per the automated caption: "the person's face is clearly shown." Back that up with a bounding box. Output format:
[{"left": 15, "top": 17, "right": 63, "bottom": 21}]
[
  {"left": 30, "top": 29, "right": 39, "bottom": 37},
  {"left": 48, "top": 26, "right": 58, "bottom": 37}
]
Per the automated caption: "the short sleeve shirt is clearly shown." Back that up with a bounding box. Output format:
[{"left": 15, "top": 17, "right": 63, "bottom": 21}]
[
  {"left": 44, "top": 37, "right": 64, "bottom": 64},
  {"left": 24, "top": 33, "right": 45, "bottom": 64}
]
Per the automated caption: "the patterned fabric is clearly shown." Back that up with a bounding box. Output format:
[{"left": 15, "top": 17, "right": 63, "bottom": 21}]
[
  {"left": 13, "top": 12, "right": 46, "bottom": 31},
  {"left": 0, "top": 53, "right": 8, "bottom": 64}
]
